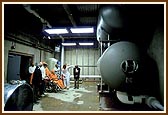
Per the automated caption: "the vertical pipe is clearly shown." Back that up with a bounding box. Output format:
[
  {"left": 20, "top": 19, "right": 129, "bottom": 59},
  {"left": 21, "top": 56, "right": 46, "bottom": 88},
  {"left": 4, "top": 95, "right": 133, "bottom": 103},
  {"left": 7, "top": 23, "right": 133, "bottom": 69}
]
[
  {"left": 76, "top": 48, "right": 78, "bottom": 64},
  {"left": 66, "top": 47, "right": 68, "bottom": 64},
  {"left": 59, "top": 48, "right": 62, "bottom": 76},
  {"left": 100, "top": 42, "right": 103, "bottom": 55},
  {"left": 107, "top": 34, "right": 110, "bottom": 47},
  {"left": 40, "top": 50, "right": 42, "bottom": 62},
  {"left": 61, "top": 46, "right": 64, "bottom": 68},
  {"left": 61, "top": 37, "right": 65, "bottom": 69},
  {"left": 107, "top": 34, "right": 110, "bottom": 91},
  {"left": 70, "top": 48, "right": 72, "bottom": 64},
  {"left": 82, "top": 49, "right": 84, "bottom": 75},
  {"left": 71, "top": 48, "right": 73, "bottom": 74},
  {"left": 94, "top": 49, "right": 95, "bottom": 75},
  {"left": 100, "top": 42, "right": 103, "bottom": 91},
  {"left": 88, "top": 48, "right": 90, "bottom": 75}
]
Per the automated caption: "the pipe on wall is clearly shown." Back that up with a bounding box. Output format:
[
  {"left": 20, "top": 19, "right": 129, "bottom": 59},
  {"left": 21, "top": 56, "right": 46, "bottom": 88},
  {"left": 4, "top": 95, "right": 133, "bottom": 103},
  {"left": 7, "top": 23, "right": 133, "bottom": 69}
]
[{"left": 5, "top": 33, "right": 54, "bottom": 53}]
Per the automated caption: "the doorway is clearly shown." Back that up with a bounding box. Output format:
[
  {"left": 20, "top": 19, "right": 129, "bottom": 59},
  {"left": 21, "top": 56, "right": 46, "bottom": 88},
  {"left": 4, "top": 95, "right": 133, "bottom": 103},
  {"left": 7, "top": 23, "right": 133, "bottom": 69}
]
[
  {"left": 7, "top": 55, "right": 21, "bottom": 82},
  {"left": 7, "top": 52, "right": 33, "bottom": 83}
]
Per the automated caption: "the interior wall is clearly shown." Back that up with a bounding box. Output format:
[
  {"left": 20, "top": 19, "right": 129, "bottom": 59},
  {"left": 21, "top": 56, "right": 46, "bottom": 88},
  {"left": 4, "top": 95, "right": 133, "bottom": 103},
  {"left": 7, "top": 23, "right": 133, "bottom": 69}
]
[
  {"left": 4, "top": 39, "right": 54, "bottom": 82},
  {"left": 41, "top": 50, "right": 54, "bottom": 62},
  {"left": 147, "top": 25, "right": 164, "bottom": 105},
  {"left": 64, "top": 48, "right": 100, "bottom": 75}
]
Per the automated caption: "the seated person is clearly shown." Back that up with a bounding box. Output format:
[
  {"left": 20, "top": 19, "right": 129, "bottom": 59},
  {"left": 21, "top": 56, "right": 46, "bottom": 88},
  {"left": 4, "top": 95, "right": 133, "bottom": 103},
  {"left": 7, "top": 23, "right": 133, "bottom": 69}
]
[{"left": 44, "top": 67, "right": 65, "bottom": 89}]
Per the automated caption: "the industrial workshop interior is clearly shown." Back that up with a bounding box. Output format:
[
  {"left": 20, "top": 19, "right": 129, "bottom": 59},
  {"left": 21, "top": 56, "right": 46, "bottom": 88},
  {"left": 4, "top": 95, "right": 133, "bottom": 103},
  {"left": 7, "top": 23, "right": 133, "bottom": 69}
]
[{"left": 3, "top": 3, "right": 165, "bottom": 112}]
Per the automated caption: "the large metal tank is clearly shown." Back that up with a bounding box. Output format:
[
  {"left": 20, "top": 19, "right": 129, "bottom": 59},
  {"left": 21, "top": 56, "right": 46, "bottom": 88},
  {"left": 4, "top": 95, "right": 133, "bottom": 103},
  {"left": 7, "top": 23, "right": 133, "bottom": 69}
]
[
  {"left": 97, "top": 41, "right": 141, "bottom": 89},
  {"left": 97, "top": 5, "right": 123, "bottom": 42},
  {"left": 4, "top": 81, "right": 33, "bottom": 111}
]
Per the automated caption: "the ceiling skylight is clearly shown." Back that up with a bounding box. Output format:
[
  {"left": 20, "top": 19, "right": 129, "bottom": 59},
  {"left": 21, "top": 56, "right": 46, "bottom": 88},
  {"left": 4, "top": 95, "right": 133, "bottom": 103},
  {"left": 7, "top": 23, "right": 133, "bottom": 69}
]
[
  {"left": 62, "top": 43, "right": 77, "bottom": 46},
  {"left": 79, "top": 43, "right": 94, "bottom": 46},
  {"left": 70, "top": 27, "right": 94, "bottom": 33},
  {"left": 44, "top": 28, "right": 68, "bottom": 34}
]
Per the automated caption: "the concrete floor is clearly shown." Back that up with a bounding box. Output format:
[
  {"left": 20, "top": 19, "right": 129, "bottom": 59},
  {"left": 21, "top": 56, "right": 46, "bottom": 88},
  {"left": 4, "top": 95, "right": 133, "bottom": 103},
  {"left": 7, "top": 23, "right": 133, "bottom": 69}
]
[
  {"left": 33, "top": 81, "right": 100, "bottom": 111},
  {"left": 4, "top": 78, "right": 162, "bottom": 112},
  {"left": 32, "top": 80, "right": 160, "bottom": 112}
]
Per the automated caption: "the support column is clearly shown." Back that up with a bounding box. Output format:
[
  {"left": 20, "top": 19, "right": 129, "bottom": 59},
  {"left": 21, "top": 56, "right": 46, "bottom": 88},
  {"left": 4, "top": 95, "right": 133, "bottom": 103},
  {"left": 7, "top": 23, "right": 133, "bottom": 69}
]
[{"left": 61, "top": 46, "right": 64, "bottom": 67}]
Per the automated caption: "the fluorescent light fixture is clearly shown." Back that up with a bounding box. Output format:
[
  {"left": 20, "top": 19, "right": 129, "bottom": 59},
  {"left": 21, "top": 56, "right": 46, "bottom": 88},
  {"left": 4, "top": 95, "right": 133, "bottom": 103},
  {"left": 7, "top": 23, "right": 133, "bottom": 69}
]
[
  {"left": 79, "top": 43, "right": 94, "bottom": 46},
  {"left": 70, "top": 27, "right": 94, "bottom": 33},
  {"left": 62, "top": 43, "right": 76, "bottom": 46},
  {"left": 44, "top": 28, "right": 68, "bottom": 34}
]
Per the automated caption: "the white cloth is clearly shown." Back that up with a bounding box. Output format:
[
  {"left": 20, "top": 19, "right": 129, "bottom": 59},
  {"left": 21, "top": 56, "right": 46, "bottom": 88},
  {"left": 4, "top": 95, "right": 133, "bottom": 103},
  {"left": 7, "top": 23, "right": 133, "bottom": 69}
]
[
  {"left": 29, "top": 66, "right": 36, "bottom": 74},
  {"left": 75, "top": 68, "right": 78, "bottom": 73},
  {"left": 63, "top": 72, "right": 70, "bottom": 88},
  {"left": 62, "top": 65, "right": 73, "bottom": 77},
  {"left": 62, "top": 65, "right": 73, "bottom": 88},
  {"left": 40, "top": 66, "right": 46, "bottom": 80}
]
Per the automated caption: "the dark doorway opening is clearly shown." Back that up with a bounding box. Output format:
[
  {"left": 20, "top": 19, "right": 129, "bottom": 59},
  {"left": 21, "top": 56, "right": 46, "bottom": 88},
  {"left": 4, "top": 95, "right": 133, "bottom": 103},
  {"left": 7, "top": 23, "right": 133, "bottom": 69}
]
[{"left": 7, "top": 51, "right": 33, "bottom": 83}]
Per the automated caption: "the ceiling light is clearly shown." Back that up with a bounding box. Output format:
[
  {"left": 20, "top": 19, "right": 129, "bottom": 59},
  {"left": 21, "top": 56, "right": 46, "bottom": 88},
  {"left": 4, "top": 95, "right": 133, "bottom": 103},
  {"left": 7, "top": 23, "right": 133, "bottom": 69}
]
[
  {"left": 62, "top": 43, "right": 76, "bottom": 46},
  {"left": 70, "top": 27, "right": 94, "bottom": 33},
  {"left": 79, "top": 43, "right": 94, "bottom": 46},
  {"left": 44, "top": 28, "right": 68, "bottom": 34}
]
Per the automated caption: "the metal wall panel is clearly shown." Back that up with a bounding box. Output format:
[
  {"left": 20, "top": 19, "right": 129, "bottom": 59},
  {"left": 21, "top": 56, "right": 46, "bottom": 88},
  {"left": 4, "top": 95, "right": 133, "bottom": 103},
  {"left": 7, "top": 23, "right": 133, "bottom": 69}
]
[{"left": 64, "top": 48, "right": 100, "bottom": 75}]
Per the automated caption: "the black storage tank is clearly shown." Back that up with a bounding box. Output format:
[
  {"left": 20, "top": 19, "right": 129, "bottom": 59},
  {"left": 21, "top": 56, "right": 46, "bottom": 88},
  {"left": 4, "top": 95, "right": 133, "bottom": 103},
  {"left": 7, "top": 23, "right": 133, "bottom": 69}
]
[{"left": 4, "top": 81, "right": 33, "bottom": 111}]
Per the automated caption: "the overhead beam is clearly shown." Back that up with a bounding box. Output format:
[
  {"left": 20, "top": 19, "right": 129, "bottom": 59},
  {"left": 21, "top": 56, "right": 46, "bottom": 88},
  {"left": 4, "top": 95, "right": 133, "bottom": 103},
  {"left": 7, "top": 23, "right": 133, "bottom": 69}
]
[
  {"left": 23, "top": 4, "right": 65, "bottom": 42},
  {"left": 52, "top": 36, "right": 97, "bottom": 39},
  {"left": 62, "top": 4, "right": 77, "bottom": 27}
]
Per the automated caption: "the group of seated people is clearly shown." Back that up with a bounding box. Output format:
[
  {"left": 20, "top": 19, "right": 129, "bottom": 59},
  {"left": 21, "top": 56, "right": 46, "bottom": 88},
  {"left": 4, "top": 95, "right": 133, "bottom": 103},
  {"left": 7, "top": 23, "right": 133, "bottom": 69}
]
[
  {"left": 44, "top": 66, "right": 65, "bottom": 89},
  {"left": 28, "top": 62, "right": 65, "bottom": 103}
]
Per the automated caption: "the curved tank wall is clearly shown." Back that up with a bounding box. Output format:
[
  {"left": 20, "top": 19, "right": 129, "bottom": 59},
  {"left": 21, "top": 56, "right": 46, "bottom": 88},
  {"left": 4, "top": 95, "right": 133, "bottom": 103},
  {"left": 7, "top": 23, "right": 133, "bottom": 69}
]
[
  {"left": 97, "top": 5, "right": 123, "bottom": 42},
  {"left": 97, "top": 41, "right": 141, "bottom": 89},
  {"left": 4, "top": 82, "right": 33, "bottom": 111}
]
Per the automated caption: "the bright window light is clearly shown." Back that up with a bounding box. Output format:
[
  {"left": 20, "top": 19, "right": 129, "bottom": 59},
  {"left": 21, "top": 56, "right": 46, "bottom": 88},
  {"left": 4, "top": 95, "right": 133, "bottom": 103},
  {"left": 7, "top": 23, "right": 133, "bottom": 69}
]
[
  {"left": 70, "top": 27, "right": 94, "bottom": 33},
  {"left": 62, "top": 43, "right": 76, "bottom": 46},
  {"left": 44, "top": 28, "right": 68, "bottom": 34},
  {"left": 79, "top": 43, "right": 94, "bottom": 46}
]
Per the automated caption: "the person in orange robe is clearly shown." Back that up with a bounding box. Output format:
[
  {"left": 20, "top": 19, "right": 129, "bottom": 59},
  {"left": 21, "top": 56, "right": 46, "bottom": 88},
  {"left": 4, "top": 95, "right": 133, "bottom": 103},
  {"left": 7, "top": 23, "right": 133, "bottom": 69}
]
[
  {"left": 50, "top": 69, "right": 65, "bottom": 89},
  {"left": 45, "top": 67, "right": 65, "bottom": 89}
]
